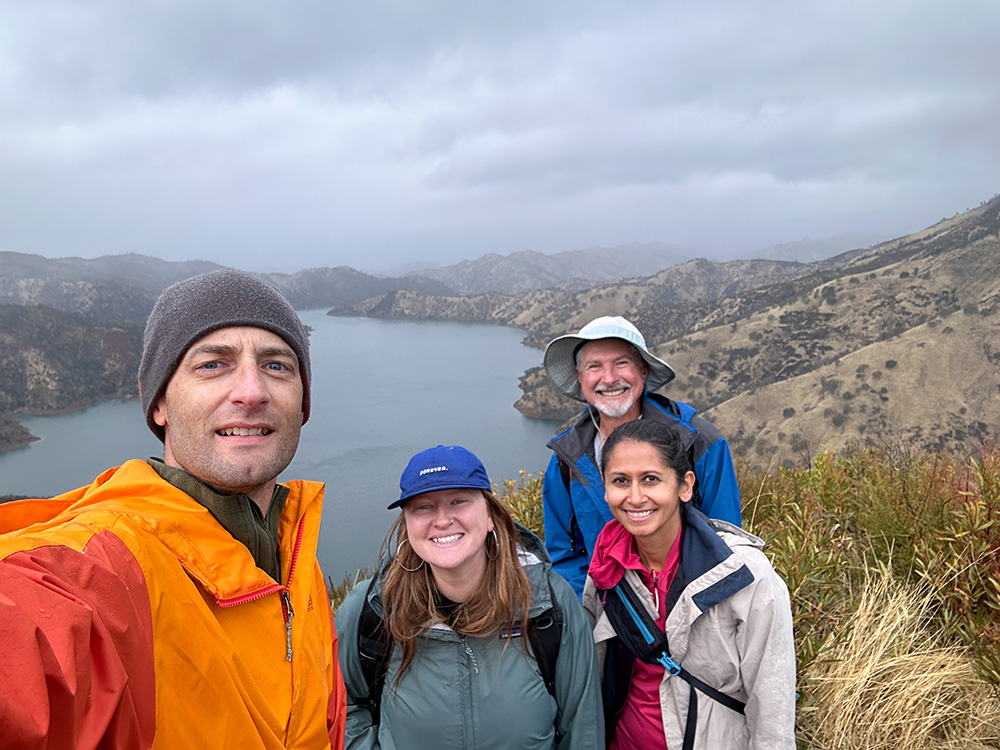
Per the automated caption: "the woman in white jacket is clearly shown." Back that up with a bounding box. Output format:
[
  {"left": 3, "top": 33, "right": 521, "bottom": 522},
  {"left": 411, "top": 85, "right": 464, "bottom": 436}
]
[{"left": 583, "top": 419, "right": 796, "bottom": 750}]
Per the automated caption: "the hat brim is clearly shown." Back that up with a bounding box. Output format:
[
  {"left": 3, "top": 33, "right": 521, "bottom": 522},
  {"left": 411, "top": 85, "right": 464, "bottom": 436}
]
[
  {"left": 387, "top": 481, "right": 491, "bottom": 510},
  {"left": 543, "top": 333, "right": 676, "bottom": 401}
]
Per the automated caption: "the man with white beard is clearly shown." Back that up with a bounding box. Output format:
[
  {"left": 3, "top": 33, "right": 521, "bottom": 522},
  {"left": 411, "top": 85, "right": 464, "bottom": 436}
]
[{"left": 540, "top": 316, "right": 742, "bottom": 597}]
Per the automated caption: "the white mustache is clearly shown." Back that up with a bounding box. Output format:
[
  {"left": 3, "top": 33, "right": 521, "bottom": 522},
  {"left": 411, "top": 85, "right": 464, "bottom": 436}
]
[{"left": 596, "top": 382, "right": 629, "bottom": 393}]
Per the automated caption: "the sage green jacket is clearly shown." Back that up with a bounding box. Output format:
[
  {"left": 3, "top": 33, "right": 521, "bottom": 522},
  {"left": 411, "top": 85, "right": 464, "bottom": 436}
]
[{"left": 335, "top": 526, "right": 604, "bottom": 749}]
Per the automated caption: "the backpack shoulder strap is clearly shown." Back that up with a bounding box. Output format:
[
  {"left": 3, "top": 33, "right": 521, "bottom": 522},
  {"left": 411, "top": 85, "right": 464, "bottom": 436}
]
[
  {"left": 555, "top": 458, "right": 586, "bottom": 558},
  {"left": 558, "top": 457, "right": 572, "bottom": 490},
  {"left": 356, "top": 575, "right": 392, "bottom": 727},
  {"left": 600, "top": 582, "right": 746, "bottom": 716},
  {"left": 526, "top": 578, "right": 563, "bottom": 697}
]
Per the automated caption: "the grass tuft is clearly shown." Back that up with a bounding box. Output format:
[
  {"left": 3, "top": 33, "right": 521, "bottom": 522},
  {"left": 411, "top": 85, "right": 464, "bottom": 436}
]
[{"left": 804, "top": 568, "right": 1000, "bottom": 749}]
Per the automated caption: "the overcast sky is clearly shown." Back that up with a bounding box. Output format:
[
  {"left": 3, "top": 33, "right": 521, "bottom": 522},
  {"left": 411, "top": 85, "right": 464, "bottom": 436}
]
[{"left": 2, "top": 1, "right": 998, "bottom": 274}]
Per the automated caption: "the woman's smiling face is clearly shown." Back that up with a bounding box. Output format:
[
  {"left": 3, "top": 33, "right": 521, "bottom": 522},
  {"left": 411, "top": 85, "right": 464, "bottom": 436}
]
[
  {"left": 404, "top": 488, "right": 494, "bottom": 586},
  {"left": 603, "top": 438, "right": 694, "bottom": 549}
]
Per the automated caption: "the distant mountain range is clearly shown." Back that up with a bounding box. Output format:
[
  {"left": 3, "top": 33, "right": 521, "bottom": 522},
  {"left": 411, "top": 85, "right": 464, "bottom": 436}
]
[
  {"left": 746, "top": 232, "right": 886, "bottom": 263},
  {"left": 404, "top": 242, "right": 699, "bottom": 294},
  {"left": 2, "top": 199, "right": 998, "bottom": 464},
  {"left": 0, "top": 252, "right": 453, "bottom": 325},
  {"left": 0, "top": 234, "right": 861, "bottom": 325}
]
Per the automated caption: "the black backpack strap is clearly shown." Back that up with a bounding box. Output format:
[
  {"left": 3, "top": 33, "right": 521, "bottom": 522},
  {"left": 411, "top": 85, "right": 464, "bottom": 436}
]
[
  {"left": 556, "top": 458, "right": 586, "bottom": 558},
  {"left": 682, "top": 684, "right": 699, "bottom": 750},
  {"left": 600, "top": 581, "right": 746, "bottom": 740},
  {"left": 558, "top": 457, "right": 572, "bottom": 489},
  {"left": 601, "top": 638, "right": 637, "bottom": 745},
  {"left": 526, "top": 578, "right": 563, "bottom": 697},
  {"left": 677, "top": 665, "right": 746, "bottom": 715},
  {"left": 356, "top": 575, "right": 392, "bottom": 727}
]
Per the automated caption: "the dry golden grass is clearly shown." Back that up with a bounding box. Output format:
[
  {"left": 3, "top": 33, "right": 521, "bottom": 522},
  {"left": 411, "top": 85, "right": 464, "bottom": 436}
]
[
  {"left": 328, "top": 567, "right": 375, "bottom": 614},
  {"left": 803, "top": 568, "right": 1000, "bottom": 750}
]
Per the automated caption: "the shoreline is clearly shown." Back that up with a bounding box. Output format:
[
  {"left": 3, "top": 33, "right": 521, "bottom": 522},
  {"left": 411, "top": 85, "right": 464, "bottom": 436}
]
[
  {"left": 0, "top": 434, "right": 41, "bottom": 453},
  {"left": 0, "top": 394, "right": 137, "bottom": 453}
]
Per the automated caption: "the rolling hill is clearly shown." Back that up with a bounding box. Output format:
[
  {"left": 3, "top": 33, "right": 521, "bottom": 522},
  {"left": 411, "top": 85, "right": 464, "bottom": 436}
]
[
  {"left": 332, "top": 193, "right": 1000, "bottom": 466},
  {"left": 3, "top": 194, "right": 998, "bottom": 464}
]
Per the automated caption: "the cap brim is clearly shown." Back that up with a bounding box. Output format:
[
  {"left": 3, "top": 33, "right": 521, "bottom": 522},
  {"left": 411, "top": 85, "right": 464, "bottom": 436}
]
[{"left": 387, "top": 481, "right": 491, "bottom": 510}]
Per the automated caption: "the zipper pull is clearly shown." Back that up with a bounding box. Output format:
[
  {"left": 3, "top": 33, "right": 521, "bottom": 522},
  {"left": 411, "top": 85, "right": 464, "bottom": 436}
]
[
  {"left": 282, "top": 590, "right": 295, "bottom": 662},
  {"left": 462, "top": 637, "right": 480, "bottom": 675},
  {"left": 652, "top": 572, "right": 660, "bottom": 615}
]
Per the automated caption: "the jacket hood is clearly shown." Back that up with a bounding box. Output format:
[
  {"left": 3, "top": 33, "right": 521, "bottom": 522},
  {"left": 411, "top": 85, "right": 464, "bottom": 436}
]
[
  {"left": 514, "top": 522, "right": 558, "bottom": 618},
  {"left": 514, "top": 521, "right": 550, "bottom": 564}
]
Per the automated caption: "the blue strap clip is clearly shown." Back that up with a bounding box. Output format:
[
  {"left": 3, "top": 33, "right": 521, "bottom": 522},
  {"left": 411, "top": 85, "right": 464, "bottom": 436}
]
[{"left": 657, "top": 654, "right": 682, "bottom": 675}]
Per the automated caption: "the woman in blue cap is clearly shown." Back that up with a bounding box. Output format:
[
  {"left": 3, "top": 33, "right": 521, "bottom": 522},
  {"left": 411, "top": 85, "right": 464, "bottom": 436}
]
[{"left": 335, "top": 445, "right": 603, "bottom": 749}]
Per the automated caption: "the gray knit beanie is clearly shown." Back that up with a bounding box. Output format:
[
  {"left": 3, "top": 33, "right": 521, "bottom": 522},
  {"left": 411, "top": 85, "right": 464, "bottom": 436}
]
[{"left": 139, "top": 268, "right": 311, "bottom": 441}]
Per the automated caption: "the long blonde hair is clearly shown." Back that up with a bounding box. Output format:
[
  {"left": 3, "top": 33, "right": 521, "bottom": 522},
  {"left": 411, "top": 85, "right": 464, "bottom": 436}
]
[{"left": 381, "top": 490, "right": 533, "bottom": 682}]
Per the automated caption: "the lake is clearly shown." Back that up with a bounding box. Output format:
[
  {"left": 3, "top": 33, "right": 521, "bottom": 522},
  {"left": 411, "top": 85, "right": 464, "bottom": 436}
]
[{"left": 0, "top": 312, "right": 564, "bottom": 581}]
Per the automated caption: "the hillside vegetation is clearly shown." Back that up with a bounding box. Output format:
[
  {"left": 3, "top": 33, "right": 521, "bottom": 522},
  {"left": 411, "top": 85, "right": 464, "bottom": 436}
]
[
  {"left": 0, "top": 304, "right": 142, "bottom": 417},
  {"left": 333, "top": 193, "right": 1000, "bottom": 466},
  {"left": 333, "top": 445, "right": 998, "bottom": 749}
]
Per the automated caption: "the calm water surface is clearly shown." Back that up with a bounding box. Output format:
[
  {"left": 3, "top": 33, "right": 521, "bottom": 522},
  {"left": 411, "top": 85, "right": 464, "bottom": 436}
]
[{"left": 0, "top": 313, "right": 563, "bottom": 580}]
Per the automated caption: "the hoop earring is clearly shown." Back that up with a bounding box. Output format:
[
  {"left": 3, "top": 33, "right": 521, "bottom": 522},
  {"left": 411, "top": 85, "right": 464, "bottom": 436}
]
[
  {"left": 485, "top": 529, "right": 499, "bottom": 561},
  {"left": 396, "top": 539, "right": 425, "bottom": 572}
]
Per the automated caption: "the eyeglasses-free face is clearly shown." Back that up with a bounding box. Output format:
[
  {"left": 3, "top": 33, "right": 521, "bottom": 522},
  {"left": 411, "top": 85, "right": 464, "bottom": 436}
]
[{"left": 403, "top": 488, "right": 494, "bottom": 600}]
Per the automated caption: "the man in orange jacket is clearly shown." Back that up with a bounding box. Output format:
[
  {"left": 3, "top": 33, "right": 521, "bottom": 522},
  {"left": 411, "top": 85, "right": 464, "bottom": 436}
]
[{"left": 0, "top": 269, "right": 347, "bottom": 749}]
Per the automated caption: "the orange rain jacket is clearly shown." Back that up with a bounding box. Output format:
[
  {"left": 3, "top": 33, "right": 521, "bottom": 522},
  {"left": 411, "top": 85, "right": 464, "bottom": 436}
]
[{"left": 0, "top": 459, "right": 347, "bottom": 749}]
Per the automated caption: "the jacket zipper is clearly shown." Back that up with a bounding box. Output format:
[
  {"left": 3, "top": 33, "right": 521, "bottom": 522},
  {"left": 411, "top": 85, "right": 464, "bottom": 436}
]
[
  {"left": 652, "top": 571, "right": 660, "bottom": 615},
  {"left": 280, "top": 517, "right": 306, "bottom": 662},
  {"left": 281, "top": 590, "right": 295, "bottom": 662},
  {"left": 216, "top": 515, "right": 308, "bottom": 663},
  {"left": 461, "top": 636, "right": 480, "bottom": 675}
]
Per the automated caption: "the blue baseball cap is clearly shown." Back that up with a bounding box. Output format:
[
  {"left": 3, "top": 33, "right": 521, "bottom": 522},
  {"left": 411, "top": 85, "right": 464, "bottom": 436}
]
[{"left": 390, "top": 445, "right": 492, "bottom": 509}]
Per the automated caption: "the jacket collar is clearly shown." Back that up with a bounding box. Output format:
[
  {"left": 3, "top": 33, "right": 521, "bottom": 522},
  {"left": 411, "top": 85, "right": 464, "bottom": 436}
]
[
  {"left": 146, "top": 458, "right": 289, "bottom": 581},
  {"left": 66, "top": 459, "right": 324, "bottom": 601},
  {"left": 588, "top": 520, "right": 642, "bottom": 589},
  {"left": 588, "top": 518, "right": 684, "bottom": 593},
  {"left": 664, "top": 503, "right": 755, "bottom": 617},
  {"left": 548, "top": 391, "right": 700, "bottom": 467}
]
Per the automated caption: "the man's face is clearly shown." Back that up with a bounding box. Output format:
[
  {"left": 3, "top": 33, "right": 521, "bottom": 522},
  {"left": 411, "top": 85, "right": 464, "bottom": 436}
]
[
  {"left": 576, "top": 338, "right": 648, "bottom": 420},
  {"left": 152, "top": 326, "right": 304, "bottom": 505}
]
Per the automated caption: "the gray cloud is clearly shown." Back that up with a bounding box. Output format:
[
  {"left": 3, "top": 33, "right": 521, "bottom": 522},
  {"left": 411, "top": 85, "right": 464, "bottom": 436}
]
[{"left": 2, "top": 0, "right": 998, "bottom": 272}]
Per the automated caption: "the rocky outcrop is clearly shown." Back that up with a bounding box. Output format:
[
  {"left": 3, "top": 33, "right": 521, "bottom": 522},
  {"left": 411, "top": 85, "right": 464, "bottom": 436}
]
[
  {"left": 512, "top": 367, "right": 581, "bottom": 421},
  {"left": 0, "top": 416, "right": 37, "bottom": 453}
]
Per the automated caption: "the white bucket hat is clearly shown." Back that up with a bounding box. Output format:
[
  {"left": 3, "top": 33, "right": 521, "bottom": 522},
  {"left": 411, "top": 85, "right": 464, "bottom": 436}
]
[{"left": 543, "top": 315, "right": 676, "bottom": 402}]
